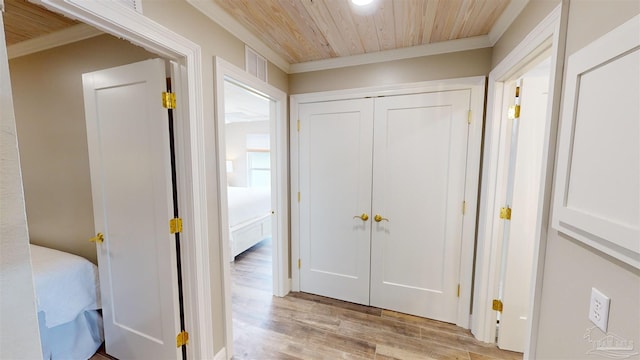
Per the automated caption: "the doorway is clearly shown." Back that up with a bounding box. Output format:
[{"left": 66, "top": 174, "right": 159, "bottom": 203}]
[
  {"left": 6, "top": 7, "right": 187, "bottom": 358},
  {"left": 214, "top": 57, "right": 288, "bottom": 358},
  {"left": 471, "top": 6, "right": 564, "bottom": 357},
  {"left": 4, "top": 0, "right": 216, "bottom": 358},
  {"left": 494, "top": 56, "right": 551, "bottom": 352}
]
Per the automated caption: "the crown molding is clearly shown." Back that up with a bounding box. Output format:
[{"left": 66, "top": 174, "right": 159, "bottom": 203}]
[
  {"left": 488, "top": 0, "right": 530, "bottom": 45},
  {"left": 185, "top": 0, "right": 291, "bottom": 74},
  {"left": 189, "top": 0, "right": 528, "bottom": 74},
  {"left": 289, "top": 36, "right": 492, "bottom": 74},
  {"left": 7, "top": 23, "right": 103, "bottom": 59}
]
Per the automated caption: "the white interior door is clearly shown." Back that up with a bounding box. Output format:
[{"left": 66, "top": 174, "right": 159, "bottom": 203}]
[
  {"left": 298, "top": 98, "right": 374, "bottom": 305},
  {"left": 83, "top": 58, "right": 181, "bottom": 360},
  {"left": 369, "top": 91, "right": 470, "bottom": 323},
  {"left": 498, "top": 70, "right": 550, "bottom": 352}
]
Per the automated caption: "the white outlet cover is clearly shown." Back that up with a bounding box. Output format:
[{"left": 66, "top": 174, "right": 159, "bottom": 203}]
[{"left": 589, "top": 287, "right": 610, "bottom": 333}]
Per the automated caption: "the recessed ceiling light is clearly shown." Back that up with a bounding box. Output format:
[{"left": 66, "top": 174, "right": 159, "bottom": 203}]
[{"left": 351, "top": 0, "right": 373, "bottom": 6}]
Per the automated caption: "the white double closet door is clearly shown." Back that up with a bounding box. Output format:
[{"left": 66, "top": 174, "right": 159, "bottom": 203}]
[{"left": 299, "top": 90, "right": 470, "bottom": 323}]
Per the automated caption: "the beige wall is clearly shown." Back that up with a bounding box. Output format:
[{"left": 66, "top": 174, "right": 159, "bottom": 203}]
[
  {"left": 491, "top": 0, "right": 560, "bottom": 68},
  {"left": 288, "top": 48, "right": 492, "bottom": 94},
  {"left": 141, "top": 0, "right": 289, "bottom": 93},
  {"left": 10, "top": 34, "right": 156, "bottom": 265},
  {"left": 534, "top": 1, "right": 640, "bottom": 358},
  {"left": 1, "top": 18, "right": 43, "bottom": 359}
]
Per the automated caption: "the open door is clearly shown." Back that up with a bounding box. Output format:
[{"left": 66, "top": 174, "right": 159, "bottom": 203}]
[
  {"left": 495, "top": 59, "right": 550, "bottom": 352},
  {"left": 82, "top": 58, "right": 184, "bottom": 360}
]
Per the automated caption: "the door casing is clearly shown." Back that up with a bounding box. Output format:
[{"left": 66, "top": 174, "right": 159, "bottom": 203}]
[
  {"left": 29, "top": 1, "right": 216, "bottom": 358},
  {"left": 290, "top": 76, "right": 485, "bottom": 329},
  {"left": 214, "top": 57, "right": 289, "bottom": 359},
  {"left": 473, "top": 4, "right": 567, "bottom": 358}
]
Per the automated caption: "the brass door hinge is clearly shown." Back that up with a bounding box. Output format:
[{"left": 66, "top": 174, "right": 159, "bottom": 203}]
[
  {"left": 492, "top": 299, "right": 503, "bottom": 312},
  {"left": 169, "top": 217, "right": 183, "bottom": 234},
  {"left": 462, "top": 201, "right": 466, "bottom": 215},
  {"left": 297, "top": 119, "right": 301, "bottom": 132},
  {"left": 508, "top": 105, "right": 520, "bottom": 120},
  {"left": 176, "top": 330, "right": 189, "bottom": 347},
  {"left": 298, "top": 192, "right": 301, "bottom": 202},
  {"left": 457, "top": 284, "right": 461, "bottom": 297},
  {"left": 298, "top": 258, "right": 301, "bottom": 269},
  {"left": 467, "top": 110, "right": 472, "bottom": 124},
  {"left": 499, "top": 207, "right": 512, "bottom": 220},
  {"left": 162, "top": 91, "right": 176, "bottom": 109}
]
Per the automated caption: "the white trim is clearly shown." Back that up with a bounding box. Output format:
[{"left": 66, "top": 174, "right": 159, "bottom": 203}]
[
  {"left": 488, "top": 0, "right": 531, "bottom": 45},
  {"left": 552, "top": 14, "right": 640, "bottom": 269},
  {"left": 289, "top": 98, "right": 300, "bottom": 292},
  {"left": 185, "top": 0, "right": 290, "bottom": 73},
  {"left": 289, "top": 36, "right": 491, "bottom": 74},
  {"left": 472, "top": 5, "right": 567, "bottom": 360},
  {"left": 214, "top": 57, "right": 289, "bottom": 360},
  {"left": 7, "top": 23, "right": 103, "bottom": 59},
  {"left": 30, "top": 0, "right": 215, "bottom": 358},
  {"left": 291, "top": 76, "right": 485, "bottom": 100},
  {"left": 289, "top": 76, "right": 485, "bottom": 330}
]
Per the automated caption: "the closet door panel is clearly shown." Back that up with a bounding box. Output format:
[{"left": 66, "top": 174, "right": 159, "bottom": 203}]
[
  {"left": 298, "top": 99, "right": 374, "bottom": 305},
  {"left": 370, "top": 91, "right": 470, "bottom": 323}
]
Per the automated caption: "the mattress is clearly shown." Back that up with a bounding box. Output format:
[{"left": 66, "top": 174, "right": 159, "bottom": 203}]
[
  {"left": 30, "top": 244, "right": 103, "bottom": 359},
  {"left": 227, "top": 186, "right": 271, "bottom": 227},
  {"left": 30, "top": 244, "right": 101, "bottom": 328}
]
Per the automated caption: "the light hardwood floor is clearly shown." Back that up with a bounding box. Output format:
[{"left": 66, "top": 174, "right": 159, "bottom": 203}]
[
  {"left": 92, "top": 238, "right": 522, "bottom": 360},
  {"left": 230, "top": 239, "right": 522, "bottom": 360}
]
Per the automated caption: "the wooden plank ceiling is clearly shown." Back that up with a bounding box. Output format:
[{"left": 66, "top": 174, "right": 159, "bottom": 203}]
[
  {"left": 213, "top": 0, "right": 511, "bottom": 64},
  {"left": 3, "top": 0, "right": 511, "bottom": 65},
  {"left": 3, "top": 0, "right": 79, "bottom": 46}
]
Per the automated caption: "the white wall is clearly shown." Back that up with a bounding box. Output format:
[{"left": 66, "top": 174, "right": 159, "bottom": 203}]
[
  {"left": 0, "top": 15, "right": 43, "bottom": 360},
  {"left": 225, "top": 121, "right": 270, "bottom": 187}
]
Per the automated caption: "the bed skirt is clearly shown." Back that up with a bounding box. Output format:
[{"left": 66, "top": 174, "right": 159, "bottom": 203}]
[{"left": 38, "top": 309, "right": 104, "bottom": 360}]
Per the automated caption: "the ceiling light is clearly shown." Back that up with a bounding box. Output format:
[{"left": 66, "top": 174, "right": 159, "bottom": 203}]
[{"left": 351, "top": 0, "right": 373, "bottom": 6}]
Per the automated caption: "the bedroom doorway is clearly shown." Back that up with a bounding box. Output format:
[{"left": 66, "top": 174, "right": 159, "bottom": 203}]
[
  {"left": 214, "top": 57, "right": 289, "bottom": 358},
  {"left": 224, "top": 80, "right": 274, "bottom": 265}
]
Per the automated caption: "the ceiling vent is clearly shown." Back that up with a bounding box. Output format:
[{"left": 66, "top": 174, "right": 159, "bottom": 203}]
[
  {"left": 115, "top": 0, "right": 143, "bottom": 14},
  {"left": 245, "top": 45, "right": 267, "bottom": 82}
]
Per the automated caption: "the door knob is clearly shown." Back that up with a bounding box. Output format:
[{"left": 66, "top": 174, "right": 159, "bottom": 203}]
[
  {"left": 353, "top": 213, "right": 369, "bottom": 221},
  {"left": 374, "top": 214, "right": 389, "bottom": 223},
  {"left": 89, "top": 232, "right": 104, "bottom": 244}
]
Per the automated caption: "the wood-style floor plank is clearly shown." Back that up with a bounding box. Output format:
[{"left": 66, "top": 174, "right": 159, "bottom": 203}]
[
  {"left": 231, "top": 239, "right": 523, "bottom": 360},
  {"left": 91, "top": 238, "right": 522, "bottom": 359}
]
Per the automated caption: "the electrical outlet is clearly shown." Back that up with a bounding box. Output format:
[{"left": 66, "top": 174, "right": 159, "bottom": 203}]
[{"left": 589, "top": 287, "right": 610, "bottom": 332}]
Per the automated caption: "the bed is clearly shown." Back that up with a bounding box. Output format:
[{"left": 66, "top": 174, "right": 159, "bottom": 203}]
[
  {"left": 227, "top": 186, "right": 272, "bottom": 259},
  {"left": 30, "top": 244, "right": 103, "bottom": 360}
]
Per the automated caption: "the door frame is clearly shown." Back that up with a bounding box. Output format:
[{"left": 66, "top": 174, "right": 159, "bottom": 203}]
[
  {"left": 214, "top": 57, "right": 289, "bottom": 358},
  {"left": 29, "top": 1, "right": 215, "bottom": 358},
  {"left": 472, "top": 4, "right": 567, "bottom": 358},
  {"left": 290, "top": 76, "right": 485, "bottom": 329}
]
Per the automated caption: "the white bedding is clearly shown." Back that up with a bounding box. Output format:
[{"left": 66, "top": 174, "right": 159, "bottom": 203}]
[
  {"left": 31, "top": 244, "right": 103, "bottom": 359},
  {"left": 227, "top": 186, "right": 271, "bottom": 227},
  {"left": 30, "top": 244, "right": 101, "bottom": 328}
]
